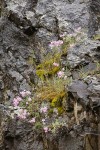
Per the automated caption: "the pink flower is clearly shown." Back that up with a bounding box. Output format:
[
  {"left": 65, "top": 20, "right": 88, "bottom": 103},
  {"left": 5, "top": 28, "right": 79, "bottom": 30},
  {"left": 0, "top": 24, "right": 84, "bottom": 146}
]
[
  {"left": 25, "top": 91, "right": 31, "bottom": 95},
  {"left": 17, "top": 109, "right": 27, "bottom": 119},
  {"left": 13, "top": 98, "right": 19, "bottom": 107},
  {"left": 20, "top": 91, "right": 26, "bottom": 97},
  {"left": 53, "top": 62, "right": 59, "bottom": 67},
  {"left": 12, "top": 96, "right": 22, "bottom": 107},
  {"left": 57, "top": 71, "right": 64, "bottom": 78},
  {"left": 57, "top": 40, "right": 63, "bottom": 45},
  {"left": 49, "top": 40, "right": 63, "bottom": 48},
  {"left": 40, "top": 106, "right": 48, "bottom": 113},
  {"left": 43, "top": 127, "right": 49, "bottom": 133},
  {"left": 29, "top": 118, "right": 35, "bottom": 123},
  {"left": 20, "top": 90, "right": 31, "bottom": 97},
  {"left": 17, "top": 96, "right": 22, "bottom": 101}
]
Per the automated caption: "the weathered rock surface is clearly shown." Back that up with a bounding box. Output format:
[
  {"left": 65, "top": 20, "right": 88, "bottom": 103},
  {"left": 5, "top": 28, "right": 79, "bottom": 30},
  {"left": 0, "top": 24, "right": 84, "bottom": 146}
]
[
  {"left": 67, "top": 39, "right": 100, "bottom": 68},
  {"left": 0, "top": 0, "right": 100, "bottom": 149},
  {"left": 0, "top": 0, "right": 100, "bottom": 101},
  {"left": 3, "top": 120, "right": 84, "bottom": 150}
]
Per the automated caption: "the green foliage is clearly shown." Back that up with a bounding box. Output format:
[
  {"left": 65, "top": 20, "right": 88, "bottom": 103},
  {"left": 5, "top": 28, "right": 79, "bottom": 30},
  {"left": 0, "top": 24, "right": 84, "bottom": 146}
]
[
  {"left": 36, "top": 77, "right": 66, "bottom": 99},
  {"left": 34, "top": 122, "right": 43, "bottom": 130},
  {"left": 35, "top": 35, "right": 76, "bottom": 114},
  {"left": 36, "top": 35, "right": 76, "bottom": 79},
  {"left": 36, "top": 76, "right": 68, "bottom": 114},
  {"left": 51, "top": 119, "right": 66, "bottom": 133},
  {"left": 36, "top": 54, "right": 61, "bottom": 79}
]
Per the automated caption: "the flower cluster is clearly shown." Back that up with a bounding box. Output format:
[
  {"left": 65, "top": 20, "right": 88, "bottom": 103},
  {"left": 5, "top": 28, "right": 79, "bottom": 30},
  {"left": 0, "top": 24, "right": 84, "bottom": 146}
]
[
  {"left": 20, "top": 90, "right": 31, "bottom": 97},
  {"left": 53, "top": 62, "right": 59, "bottom": 67},
  {"left": 49, "top": 40, "right": 63, "bottom": 48},
  {"left": 13, "top": 96, "right": 22, "bottom": 107},
  {"left": 12, "top": 92, "right": 50, "bottom": 133},
  {"left": 40, "top": 105, "right": 50, "bottom": 133},
  {"left": 12, "top": 90, "right": 31, "bottom": 107},
  {"left": 43, "top": 127, "right": 49, "bottom": 133},
  {"left": 57, "top": 71, "right": 65, "bottom": 78},
  {"left": 17, "top": 109, "right": 28, "bottom": 119},
  {"left": 40, "top": 106, "right": 48, "bottom": 113},
  {"left": 29, "top": 117, "right": 35, "bottom": 123}
]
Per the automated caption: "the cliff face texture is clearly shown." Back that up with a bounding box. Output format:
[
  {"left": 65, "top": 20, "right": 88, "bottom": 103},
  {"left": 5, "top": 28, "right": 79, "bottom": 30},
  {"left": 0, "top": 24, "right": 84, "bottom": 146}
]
[{"left": 0, "top": 0, "right": 100, "bottom": 150}]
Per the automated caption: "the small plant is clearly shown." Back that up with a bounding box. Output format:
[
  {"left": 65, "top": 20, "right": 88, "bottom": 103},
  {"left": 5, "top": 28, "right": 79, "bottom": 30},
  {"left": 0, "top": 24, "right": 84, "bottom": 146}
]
[
  {"left": 36, "top": 73, "right": 68, "bottom": 114},
  {"left": 11, "top": 27, "right": 88, "bottom": 134},
  {"left": 36, "top": 33, "right": 77, "bottom": 80},
  {"left": 11, "top": 89, "right": 68, "bottom": 134},
  {"left": 36, "top": 58, "right": 60, "bottom": 79}
]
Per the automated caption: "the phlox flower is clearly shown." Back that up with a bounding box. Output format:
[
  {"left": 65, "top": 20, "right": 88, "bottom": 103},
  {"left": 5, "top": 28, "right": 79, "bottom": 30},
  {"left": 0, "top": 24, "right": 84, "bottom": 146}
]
[
  {"left": 16, "top": 96, "right": 22, "bottom": 101},
  {"left": 49, "top": 40, "right": 63, "bottom": 48},
  {"left": 20, "top": 90, "right": 31, "bottom": 97},
  {"left": 20, "top": 91, "right": 26, "bottom": 97},
  {"left": 53, "top": 62, "right": 59, "bottom": 67},
  {"left": 57, "top": 71, "right": 64, "bottom": 78},
  {"left": 12, "top": 96, "right": 22, "bottom": 107},
  {"left": 29, "top": 118, "right": 35, "bottom": 123},
  {"left": 25, "top": 91, "right": 31, "bottom": 95},
  {"left": 17, "top": 109, "right": 27, "bottom": 119},
  {"left": 43, "top": 127, "right": 49, "bottom": 133},
  {"left": 13, "top": 98, "right": 19, "bottom": 107},
  {"left": 40, "top": 106, "right": 48, "bottom": 113}
]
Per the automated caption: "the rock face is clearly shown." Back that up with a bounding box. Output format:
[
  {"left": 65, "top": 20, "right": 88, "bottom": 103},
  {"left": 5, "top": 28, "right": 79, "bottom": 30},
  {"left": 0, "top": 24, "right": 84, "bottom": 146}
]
[
  {"left": 0, "top": 0, "right": 100, "bottom": 101},
  {"left": 0, "top": 0, "right": 100, "bottom": 150}
]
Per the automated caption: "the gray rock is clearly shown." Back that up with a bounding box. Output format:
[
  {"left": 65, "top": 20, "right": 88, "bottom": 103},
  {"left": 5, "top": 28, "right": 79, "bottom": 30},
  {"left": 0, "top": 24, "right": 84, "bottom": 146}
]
[
  {"left": 68, "top": 80, "right": 89, "bottom": 106},
  {"left": 69, "top": 76, "right": 100, "bottom": 108},
  {"left": 9, "top": 70, "right": 23, "bottom": 82},
  {"left": 67, "top": 39, "right": 100, "bottom": 68},
  {"left": 59, "top": 135, "right": 83, "bottom": 150}
]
